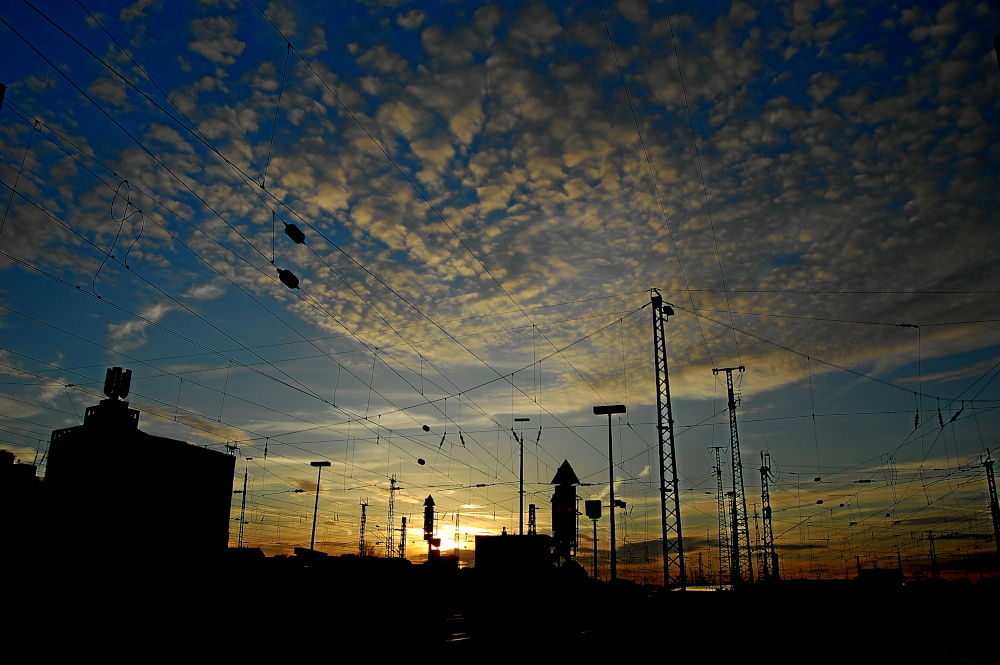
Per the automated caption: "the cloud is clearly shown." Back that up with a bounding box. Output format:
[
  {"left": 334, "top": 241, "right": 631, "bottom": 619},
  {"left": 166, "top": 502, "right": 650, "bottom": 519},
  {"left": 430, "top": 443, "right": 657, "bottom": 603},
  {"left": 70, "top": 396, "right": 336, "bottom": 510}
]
[
  {"left": 807, "top": 72, "right": 839, "bottom": 104},
  {"left": 108, "top": 302, "right": 174, "bottom": 350},
  {"left": 421, "top": 25, "right": 475, "bottom": 65},
  {"left": 120, "top": 0, "right": 161, "bottom": 22},
  {"left": 266, "top": 1, "right": 297, "bottom": 36},
  {"left": 189, "top": 16, "right": 246, "bottom": 65},
  {"left": 396, "top": 9, "right": 425, "bottom": 31},
  {"left": 510, "top": 4, "right": 562, "bottom": 54},
  {"left": 185, "top": 281, "right": 226, "bottom": 300},
  {"left": 88, "top": 77, "right": 130, "bottom": 109},
  {"left": 909, "top": 1, "right": 960, "bottom": 43},
  {"left": 377, "top": 100, "right": 425, "bottom": 139},
  {"left": 357, "top": 45, "right": 410, "bottom": 75},
  {"left": 730, "top": 1, "right": 758, "bottom": 26},
  {"left": 616, "top": 0, "right": 649, "bottom": 26}
]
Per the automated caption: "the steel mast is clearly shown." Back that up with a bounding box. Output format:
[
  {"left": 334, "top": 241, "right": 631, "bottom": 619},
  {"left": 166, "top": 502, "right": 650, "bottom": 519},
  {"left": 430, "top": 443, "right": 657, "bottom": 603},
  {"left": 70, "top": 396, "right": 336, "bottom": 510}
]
[
  {"left": 651, "top": 289, "right": 685, "bottom": 589},
  {"left": 386, "top": 475, "right": 397, "bottom": 558},
  {"left": 359, "top": 499, "right": 368, "bottom": 556},
  {"left": 760, "top": 451, "right": 779, "bottom": 582},
  {"left": 713, "top": 365, "right": 753, "bottom": 585},
  {"left": 710, "top": 446, "right": 729, "bottom": 585},
  {"left": 984, "top": 452, "right": 1000, "bottom": 557}
]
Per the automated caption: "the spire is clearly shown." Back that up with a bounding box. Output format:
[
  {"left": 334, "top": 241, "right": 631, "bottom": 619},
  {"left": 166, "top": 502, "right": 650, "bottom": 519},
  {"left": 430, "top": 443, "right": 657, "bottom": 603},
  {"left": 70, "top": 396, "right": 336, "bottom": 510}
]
[{"left": 551, "top": 459, "right": 580, "bottom": 486}]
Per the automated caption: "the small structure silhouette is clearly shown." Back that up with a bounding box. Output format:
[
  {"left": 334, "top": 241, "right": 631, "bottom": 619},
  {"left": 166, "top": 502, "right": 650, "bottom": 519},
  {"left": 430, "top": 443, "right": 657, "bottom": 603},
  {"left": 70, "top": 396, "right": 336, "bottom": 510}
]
[{"left": 551, "top": 459, "right": 580, "bottom": 564}]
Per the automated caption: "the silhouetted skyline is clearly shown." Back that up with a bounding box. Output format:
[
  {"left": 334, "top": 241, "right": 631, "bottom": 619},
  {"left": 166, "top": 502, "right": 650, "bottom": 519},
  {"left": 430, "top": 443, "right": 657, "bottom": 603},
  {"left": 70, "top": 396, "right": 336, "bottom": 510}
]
[{"left": 1, "top": 1, "right": 999, "bottom": 583}]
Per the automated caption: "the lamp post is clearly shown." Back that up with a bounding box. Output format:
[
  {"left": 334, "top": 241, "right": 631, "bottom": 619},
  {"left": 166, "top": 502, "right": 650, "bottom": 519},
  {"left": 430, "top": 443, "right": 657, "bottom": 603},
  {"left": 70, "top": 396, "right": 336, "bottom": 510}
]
[
  {"left": 515, "top": 417, "right": 530, "bottom": 535},
  {"left": 594, "top": 404, "right": 626, "bottom": 581},
  {"left": 309, "top": 461, "right": 331, "bottom": 551}
]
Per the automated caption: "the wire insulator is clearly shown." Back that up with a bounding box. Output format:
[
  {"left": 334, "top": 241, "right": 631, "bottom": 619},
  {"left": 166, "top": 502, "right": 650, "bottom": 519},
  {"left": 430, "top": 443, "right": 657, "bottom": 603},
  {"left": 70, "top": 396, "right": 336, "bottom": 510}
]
[
  {"left": 284, "top": 223, "right": 305, "bottom": 244},
  {"left": 277, "top": 268, "right": 299, "bottom": 289}
]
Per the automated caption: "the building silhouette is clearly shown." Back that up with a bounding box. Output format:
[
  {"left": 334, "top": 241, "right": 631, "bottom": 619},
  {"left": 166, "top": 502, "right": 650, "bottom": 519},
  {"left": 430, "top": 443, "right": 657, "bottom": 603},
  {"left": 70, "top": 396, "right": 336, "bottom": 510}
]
[{"left": 43, "top": 368, "right": 235, "bottom": 572}]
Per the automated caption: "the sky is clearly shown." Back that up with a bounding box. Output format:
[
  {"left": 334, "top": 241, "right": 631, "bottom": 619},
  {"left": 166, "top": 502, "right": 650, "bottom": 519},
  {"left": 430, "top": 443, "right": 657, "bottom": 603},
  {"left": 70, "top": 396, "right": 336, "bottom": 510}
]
[{"left": 1, "top": 0, "right": 999, "bottom": 582}]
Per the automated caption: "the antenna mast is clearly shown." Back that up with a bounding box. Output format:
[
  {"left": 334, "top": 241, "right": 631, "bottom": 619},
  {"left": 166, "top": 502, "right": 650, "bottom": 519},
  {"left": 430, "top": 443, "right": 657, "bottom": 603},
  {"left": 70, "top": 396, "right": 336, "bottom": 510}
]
[
  {"left": 651, "top": 289, "right": 685, "bottom": 589},
  {"left": 713, "top": 365, "right": 753, "bottom": 585}
]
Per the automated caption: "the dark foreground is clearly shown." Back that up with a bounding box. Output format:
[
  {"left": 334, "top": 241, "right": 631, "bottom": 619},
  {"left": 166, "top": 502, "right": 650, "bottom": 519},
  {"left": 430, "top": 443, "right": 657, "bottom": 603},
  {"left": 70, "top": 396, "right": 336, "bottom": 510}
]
[{"left": 15, "top": 562, "right": 996, "bottom": 663}]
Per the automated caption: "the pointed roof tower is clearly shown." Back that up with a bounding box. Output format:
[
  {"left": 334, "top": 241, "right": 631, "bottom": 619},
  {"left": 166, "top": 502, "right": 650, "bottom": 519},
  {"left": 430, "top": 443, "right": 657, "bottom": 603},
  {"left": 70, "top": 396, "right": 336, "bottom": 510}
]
[{"left": 551, "top": 459, "right": 580, "bottom": 486}]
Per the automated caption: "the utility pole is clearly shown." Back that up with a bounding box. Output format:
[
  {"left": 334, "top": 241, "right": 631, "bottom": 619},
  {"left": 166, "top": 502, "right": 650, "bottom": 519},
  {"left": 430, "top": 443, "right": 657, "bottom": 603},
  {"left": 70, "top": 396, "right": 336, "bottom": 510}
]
[
  {"left": 760, "top": 451, "right": 779, "bottom": 582},
  {"left": 710, "top": 446, "right": 730, "bottom": 585},
  {"left": 752, "top": 505, "right": 761, "bottom": 560},
  {"left": 593, "top": 405, "right": 626, "bottom": 581},
  {"left": 309, "top": 461, "right": 331, "bottom": 551},
  {"left": 359, "top": 500, "right": 368, "bottom": 556},
  {"left": 237, "top": 456, "right": 252, "bottom": 548},
  {"left": 984, "top": 452, "right": 1000, "bottom": 556},
  {"left": 713, "top": 365, "right": 753, "bottom": 585},
  {"left": 515, "top": 417, "right": 530, "bottom": 535},
  {"left": 651, "top": 289, "right": 685, "bottom": 589},
  {"left": 399, "top": 516, "right": 407, "bottom": 559}
]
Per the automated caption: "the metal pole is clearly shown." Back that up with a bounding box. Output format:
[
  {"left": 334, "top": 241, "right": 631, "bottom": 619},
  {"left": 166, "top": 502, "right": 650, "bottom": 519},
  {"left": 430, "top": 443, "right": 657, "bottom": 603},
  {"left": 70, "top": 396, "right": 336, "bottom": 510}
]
[
  {"left": 594, "top": 404, "right": 626, "bottom": 581},
  {"left": 238, "top": 457, "right": 251, "bottom": 548},
  {"left": 608, "top": 414, "right": 616, "bottom": 580},
  {"left": 309, "top": 461, "right": 330, "bottom": 551},
  {"left": 515, "top": 417, "right": 530, "bottom": 535},
  {"left": 651, "top": 290, "right": 684, "bottom": 589},
  {"left": 593, "top": 519, "right": 598, "bottom": 579}
]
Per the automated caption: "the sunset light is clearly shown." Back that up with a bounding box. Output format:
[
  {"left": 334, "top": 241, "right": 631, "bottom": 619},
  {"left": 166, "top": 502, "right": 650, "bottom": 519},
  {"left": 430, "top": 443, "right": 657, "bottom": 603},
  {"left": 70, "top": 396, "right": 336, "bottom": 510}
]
[{"left": 2, "top": 1, "right": 999, "bottom": 654}]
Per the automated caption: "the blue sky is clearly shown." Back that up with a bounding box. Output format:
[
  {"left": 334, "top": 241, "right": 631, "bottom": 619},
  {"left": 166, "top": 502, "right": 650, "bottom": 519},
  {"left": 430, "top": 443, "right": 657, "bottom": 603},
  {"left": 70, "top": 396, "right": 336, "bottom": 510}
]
[{"left": 2, "top": 0, "right": 999, "bottom": 579}]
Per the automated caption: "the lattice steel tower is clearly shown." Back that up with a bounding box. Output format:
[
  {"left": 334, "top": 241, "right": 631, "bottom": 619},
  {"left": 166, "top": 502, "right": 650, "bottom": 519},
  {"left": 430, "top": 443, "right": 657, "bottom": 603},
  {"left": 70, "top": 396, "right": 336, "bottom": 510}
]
[
  {"left": 760, "top": 451, "right": 779, "bottom": 582},
  {"left": 713, "top": 365, "right": 753, "bottom": 585},
  {"left": 386, "top": 475, "right": 398, "bottom": 558},
  {"left": 359, "top": 500, "right": 368, "bottom": 556},
  {"left": 710, "top": 446, "right": 730, "bottom": 585},
  {"left": 984, "top": 452, "right": 1000, "bottom": 556},
  {"left": 651, "top": 289, "right": 685, "bottom": 589},
  {"left": 928, "top": 531, "right": 941, "bottom": 580}
]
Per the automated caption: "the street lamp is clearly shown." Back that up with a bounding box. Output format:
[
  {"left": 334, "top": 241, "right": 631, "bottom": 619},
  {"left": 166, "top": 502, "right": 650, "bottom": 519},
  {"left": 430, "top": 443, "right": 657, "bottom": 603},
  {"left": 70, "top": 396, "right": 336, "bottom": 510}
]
[
  {"left": 515, "top": 417, "right": 530, "bottom": 535},
  {"left": 309, "top": 461, "right": 331, "bottom": 551},
  {"left": 594, "top": 404, "right": 626, "bottom": 581}
]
